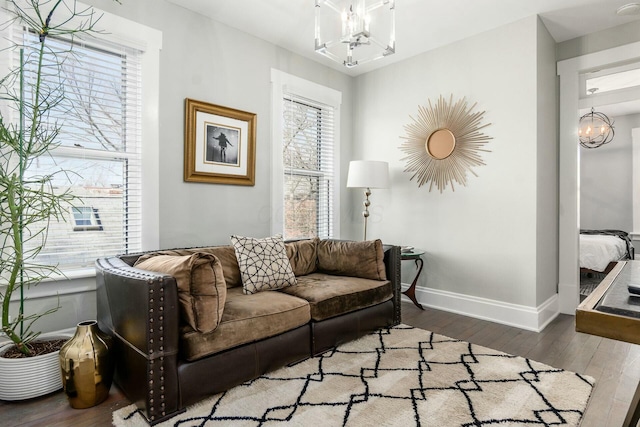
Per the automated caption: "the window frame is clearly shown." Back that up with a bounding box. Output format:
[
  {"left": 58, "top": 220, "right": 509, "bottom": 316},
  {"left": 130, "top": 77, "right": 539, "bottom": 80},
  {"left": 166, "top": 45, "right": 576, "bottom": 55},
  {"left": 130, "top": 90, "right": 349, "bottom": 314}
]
[
  {"left": 89, "top": 9, "right": 162, "bottom": 258},
  {"left": 0, "top": 5, "right": 162, "bottom": 280},
  {"left": 71, "top": 206, "right": 103, "bottom": 231},
  {"left": 20, "top": 32, "right": 141, "bottom": 271},
  {"left": 270, "top": 69, "right": 342, "bottom": 239}
]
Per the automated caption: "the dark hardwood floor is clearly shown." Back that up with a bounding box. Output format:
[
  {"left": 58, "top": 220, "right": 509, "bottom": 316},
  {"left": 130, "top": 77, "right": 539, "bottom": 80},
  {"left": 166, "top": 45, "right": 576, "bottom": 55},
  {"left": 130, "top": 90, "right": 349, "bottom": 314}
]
[
  {"left": 403, "top": 303, "right": 640, "bottom": 427},
  {"left": 1, "top": 302, "right": 637, "bottom": 426}
]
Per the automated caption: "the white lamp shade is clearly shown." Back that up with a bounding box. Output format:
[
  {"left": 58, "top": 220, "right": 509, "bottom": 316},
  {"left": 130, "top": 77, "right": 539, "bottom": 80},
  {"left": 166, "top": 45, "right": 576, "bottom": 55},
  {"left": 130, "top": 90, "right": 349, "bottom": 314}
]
[{"left": 346, "top": 160, "right": 390, "bottom": 189}]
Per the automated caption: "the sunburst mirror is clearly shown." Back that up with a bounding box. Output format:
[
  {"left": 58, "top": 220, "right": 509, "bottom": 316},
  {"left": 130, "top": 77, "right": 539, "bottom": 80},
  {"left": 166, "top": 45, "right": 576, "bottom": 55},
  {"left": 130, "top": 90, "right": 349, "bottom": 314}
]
[{"left": 400, "top": 95, "right": 492, "bottom": 192}]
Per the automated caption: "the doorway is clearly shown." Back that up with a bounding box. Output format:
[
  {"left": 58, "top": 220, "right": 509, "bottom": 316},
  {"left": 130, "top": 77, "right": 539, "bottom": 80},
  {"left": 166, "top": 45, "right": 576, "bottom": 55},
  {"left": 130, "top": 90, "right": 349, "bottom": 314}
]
[{"left": 558, "top": 41, "right": 640, "bottom": 314}]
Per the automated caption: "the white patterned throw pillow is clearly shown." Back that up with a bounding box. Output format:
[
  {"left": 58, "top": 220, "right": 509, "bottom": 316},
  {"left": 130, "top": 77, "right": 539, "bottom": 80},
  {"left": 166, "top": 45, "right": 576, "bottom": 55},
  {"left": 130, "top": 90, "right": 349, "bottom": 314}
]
[{"left": 231, "top": 234, "right": 297, "bottom": 294}]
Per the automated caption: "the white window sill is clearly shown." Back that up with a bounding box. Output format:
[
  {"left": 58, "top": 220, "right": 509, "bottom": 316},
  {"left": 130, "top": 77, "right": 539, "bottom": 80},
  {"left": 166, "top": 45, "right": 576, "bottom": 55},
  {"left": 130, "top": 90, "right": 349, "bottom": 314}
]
[
  {"left": 43, "top": 268, "right": 97, "bottom": 282},
  {"left": 1, "top": 267, "right": 96, "bottom": 287},
  {"left": 1, "top": 269, "right": 97, "bottom": 302}
]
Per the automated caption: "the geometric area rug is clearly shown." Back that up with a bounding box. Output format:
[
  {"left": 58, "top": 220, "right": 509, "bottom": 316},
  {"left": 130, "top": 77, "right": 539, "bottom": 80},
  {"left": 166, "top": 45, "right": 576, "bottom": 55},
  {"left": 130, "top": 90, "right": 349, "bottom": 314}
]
[{"left": 113, "top": 324, "right": 595, "bottom": 427}]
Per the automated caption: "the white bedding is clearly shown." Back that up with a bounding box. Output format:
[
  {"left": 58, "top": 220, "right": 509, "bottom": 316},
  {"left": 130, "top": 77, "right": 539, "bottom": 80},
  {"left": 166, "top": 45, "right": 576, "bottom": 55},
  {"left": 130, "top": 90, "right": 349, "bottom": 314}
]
[{"left": 579, "top": 234, "right": 627, "bottom": 272}]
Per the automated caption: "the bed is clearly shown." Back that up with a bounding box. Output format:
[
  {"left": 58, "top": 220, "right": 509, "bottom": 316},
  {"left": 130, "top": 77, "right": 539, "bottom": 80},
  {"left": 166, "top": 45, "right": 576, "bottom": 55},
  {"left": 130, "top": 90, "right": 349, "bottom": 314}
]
[{"left": 579, "top": 229, "right": 634, "bottom": 273}]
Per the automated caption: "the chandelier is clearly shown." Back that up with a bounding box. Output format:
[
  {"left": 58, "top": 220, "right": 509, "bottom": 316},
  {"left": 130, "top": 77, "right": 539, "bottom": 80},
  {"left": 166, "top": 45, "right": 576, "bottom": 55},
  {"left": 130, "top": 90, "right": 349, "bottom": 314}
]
[
  {"left": 314, "top": 0, "right": 395, "bottom": 68},
  {"left": 578, "top": 107, "right": 615, "bottom": 149}
]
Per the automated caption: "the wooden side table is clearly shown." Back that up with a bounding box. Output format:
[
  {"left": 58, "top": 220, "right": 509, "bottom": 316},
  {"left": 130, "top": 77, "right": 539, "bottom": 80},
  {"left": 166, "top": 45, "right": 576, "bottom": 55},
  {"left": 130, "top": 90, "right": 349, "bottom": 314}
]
[{"left": 401, "top": 249, "right": 425, "bottom": 310}]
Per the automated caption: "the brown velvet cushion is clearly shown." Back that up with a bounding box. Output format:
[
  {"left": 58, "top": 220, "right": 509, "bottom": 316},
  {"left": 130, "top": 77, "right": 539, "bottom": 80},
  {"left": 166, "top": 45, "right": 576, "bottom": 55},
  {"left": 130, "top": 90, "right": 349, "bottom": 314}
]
[
  {"left": 134, "top": 253, "right": 226, "bottom": 333},
  {"left": 279, "top": 273, "right": 392, "bottom": 321},
  {"left": 135, "top": 246, "right": 241, "bottom": 288},
  {"left": 180, "top": 287, "right": 311, "bottom": 361},
  {"left": 316, "top": 239, "right": 387, "bottom": 280},
  {"left": 285, "top": 238, "right": 319, "bottom": 276}
]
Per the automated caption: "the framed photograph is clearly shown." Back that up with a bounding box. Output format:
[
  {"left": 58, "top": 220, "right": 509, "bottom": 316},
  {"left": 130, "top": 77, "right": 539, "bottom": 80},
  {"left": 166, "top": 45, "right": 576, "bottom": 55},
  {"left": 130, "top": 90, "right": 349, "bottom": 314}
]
[{"left": 184, "top": 98, "right": 256, "bottom": 185}]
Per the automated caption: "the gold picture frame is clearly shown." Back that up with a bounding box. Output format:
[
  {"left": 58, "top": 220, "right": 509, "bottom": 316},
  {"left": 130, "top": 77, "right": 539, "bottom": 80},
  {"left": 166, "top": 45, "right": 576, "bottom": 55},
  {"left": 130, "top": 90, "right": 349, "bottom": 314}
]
[
  {"left": 184, "top": 98, "right": 256, "bottom": 185},
  {"left": 400, "top": 95, "right": 492, "bottom": 192}
]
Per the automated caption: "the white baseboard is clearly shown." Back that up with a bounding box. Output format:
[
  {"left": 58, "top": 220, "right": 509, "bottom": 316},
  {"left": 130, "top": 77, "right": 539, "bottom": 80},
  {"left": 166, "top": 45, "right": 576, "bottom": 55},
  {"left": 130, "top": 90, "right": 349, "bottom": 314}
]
[{"left": 401, "top": 284, "right": 559, "bottom": 332}]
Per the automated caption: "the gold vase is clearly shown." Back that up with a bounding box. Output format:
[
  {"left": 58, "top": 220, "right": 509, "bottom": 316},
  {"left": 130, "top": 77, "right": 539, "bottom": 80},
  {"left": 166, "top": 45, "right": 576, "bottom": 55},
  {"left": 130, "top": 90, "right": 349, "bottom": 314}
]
[{"left": 59, "top": 320, "right": 113, "bottom": 409}]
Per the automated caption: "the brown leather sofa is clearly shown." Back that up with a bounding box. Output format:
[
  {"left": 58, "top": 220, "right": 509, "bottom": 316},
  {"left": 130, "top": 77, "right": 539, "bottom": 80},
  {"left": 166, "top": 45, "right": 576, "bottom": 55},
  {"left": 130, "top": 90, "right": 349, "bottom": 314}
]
[{"left": 96, "top": 238, "right": 401, "bottom": 425}]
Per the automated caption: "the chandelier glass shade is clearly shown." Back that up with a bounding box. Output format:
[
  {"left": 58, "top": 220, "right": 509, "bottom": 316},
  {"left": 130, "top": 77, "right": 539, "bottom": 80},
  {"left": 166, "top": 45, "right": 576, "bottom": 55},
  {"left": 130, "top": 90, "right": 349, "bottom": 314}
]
[
  {"left": 578, "top": 107, "right": 615, "bottom": 149},
  {"left": 314, "top": 0, "right": 395, "bottom": 68}
]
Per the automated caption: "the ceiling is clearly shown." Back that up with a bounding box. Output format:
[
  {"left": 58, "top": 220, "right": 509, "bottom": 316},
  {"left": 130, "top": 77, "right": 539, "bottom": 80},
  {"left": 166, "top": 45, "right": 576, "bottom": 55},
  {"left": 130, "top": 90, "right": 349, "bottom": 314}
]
[
  {"left": 164, "top": 0, "right": 640, "bottom": 76},
  {"left": 165, "top": 0, "right": 640, "bottom": 116}
]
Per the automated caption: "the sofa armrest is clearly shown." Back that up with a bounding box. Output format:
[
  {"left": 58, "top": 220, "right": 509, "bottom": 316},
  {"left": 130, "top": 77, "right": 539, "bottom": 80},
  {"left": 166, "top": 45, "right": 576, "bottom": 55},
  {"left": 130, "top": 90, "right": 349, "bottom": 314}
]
[
  {"left": 96, "top": 256, "right": 182, "bottom": 424},
  {"left": 383, "top": 244, "right": 401, "bottom": 325}
]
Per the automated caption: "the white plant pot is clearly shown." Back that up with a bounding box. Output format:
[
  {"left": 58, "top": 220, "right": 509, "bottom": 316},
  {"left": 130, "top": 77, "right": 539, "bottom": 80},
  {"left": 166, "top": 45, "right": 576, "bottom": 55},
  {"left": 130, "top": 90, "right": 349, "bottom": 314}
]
[{"left": 0, "top": 333, "right": 72, "bottom": 401}]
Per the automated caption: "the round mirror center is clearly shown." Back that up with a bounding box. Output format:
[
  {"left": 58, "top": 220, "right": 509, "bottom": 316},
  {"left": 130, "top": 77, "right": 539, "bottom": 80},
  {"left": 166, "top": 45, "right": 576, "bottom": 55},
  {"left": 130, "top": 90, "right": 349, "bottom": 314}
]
[{"left": 426, "top": 129, "right": 456, "bottom": 160}]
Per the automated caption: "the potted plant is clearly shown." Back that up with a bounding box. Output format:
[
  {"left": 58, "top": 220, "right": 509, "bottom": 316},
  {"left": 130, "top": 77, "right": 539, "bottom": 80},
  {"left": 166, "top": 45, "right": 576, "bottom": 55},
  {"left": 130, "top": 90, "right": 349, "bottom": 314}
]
[{"left": 0, "top": 0, "right": 119, "bottom": 400}]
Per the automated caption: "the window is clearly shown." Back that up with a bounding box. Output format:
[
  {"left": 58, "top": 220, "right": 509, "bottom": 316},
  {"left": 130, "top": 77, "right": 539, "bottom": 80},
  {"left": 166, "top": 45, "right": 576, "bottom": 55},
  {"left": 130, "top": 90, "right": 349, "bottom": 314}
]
[
  {"left": 72, "top": 207, "right": 103, "bottom": 232},
  {"left": 16, "top": 31, "right": 142, "bottom": 271},
  {"left": 585, "top": 65, "right": 640, "bottom": 95},
  {"left": 283, "top": 95, "right": 336, "bottom": 239},
  {"left": 5, "top": 10, "right": 163, "bottom": 274},
  {"left": 271, "top": 70, "right": 342, "bottom": 240},
  {"left": 581, "top": 61, "right": 640, "bottom": 98}
]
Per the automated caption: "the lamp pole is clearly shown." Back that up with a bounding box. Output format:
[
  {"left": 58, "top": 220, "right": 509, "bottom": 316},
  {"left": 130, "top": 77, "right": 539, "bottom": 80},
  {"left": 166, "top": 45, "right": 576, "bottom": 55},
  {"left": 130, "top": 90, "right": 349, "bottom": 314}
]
[{"left": 362, "top": 187, "right": 371, "bottom": 241}]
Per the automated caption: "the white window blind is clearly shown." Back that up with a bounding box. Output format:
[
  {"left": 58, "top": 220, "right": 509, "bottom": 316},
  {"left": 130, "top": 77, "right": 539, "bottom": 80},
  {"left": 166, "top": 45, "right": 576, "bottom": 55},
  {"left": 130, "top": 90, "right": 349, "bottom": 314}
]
[
  {"left": 282, "top": 93, "right": 336, "bottom": 240},
  {"left": 15, "top": 27, "right": 143, "bottom": 272}
]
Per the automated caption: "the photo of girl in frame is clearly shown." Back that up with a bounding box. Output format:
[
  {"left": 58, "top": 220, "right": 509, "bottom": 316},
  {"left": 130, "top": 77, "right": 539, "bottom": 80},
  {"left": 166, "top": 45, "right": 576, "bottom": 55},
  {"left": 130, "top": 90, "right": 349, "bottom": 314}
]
[
  {"left": 184, "top": 98, "right": 256, "bottom": 186},
  {"left": 205, "top": 124, "right": 240, "bottom": 166}
]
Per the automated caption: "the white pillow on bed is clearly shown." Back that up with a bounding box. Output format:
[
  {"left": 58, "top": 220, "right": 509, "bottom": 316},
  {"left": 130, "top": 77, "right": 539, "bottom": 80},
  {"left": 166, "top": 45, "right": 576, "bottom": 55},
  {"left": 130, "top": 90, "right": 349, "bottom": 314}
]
[{"left": 579, "top": 234, "right": 626, "bottom": 272}]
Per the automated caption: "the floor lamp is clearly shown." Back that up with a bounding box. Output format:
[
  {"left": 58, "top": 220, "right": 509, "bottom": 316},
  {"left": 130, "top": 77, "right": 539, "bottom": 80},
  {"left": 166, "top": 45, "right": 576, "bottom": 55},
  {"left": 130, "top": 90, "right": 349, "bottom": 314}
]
[{"left": 346, "top": 160, "right": 390, "bottom": 241}]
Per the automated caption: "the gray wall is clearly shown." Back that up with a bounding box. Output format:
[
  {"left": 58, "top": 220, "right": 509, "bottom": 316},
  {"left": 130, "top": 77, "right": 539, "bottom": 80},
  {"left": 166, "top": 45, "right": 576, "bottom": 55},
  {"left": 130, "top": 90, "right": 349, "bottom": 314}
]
[
  {"left": 15, "top": 0, "right": 355, "bottom": 334},
  {"left": 580, "top": 113, "right": 640, "bottom": 231},
  {"left": 86, "top": 0, "right": 354, "bottom": 248},
  {"left": 557, "top": 20, "right": 640, "bottom": 62},
  {"left": 17, "top": 4, "right": 635, "bottom": 334},
  {"left": 350, "top": 16, "right": 558, "bottom": 312}
]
